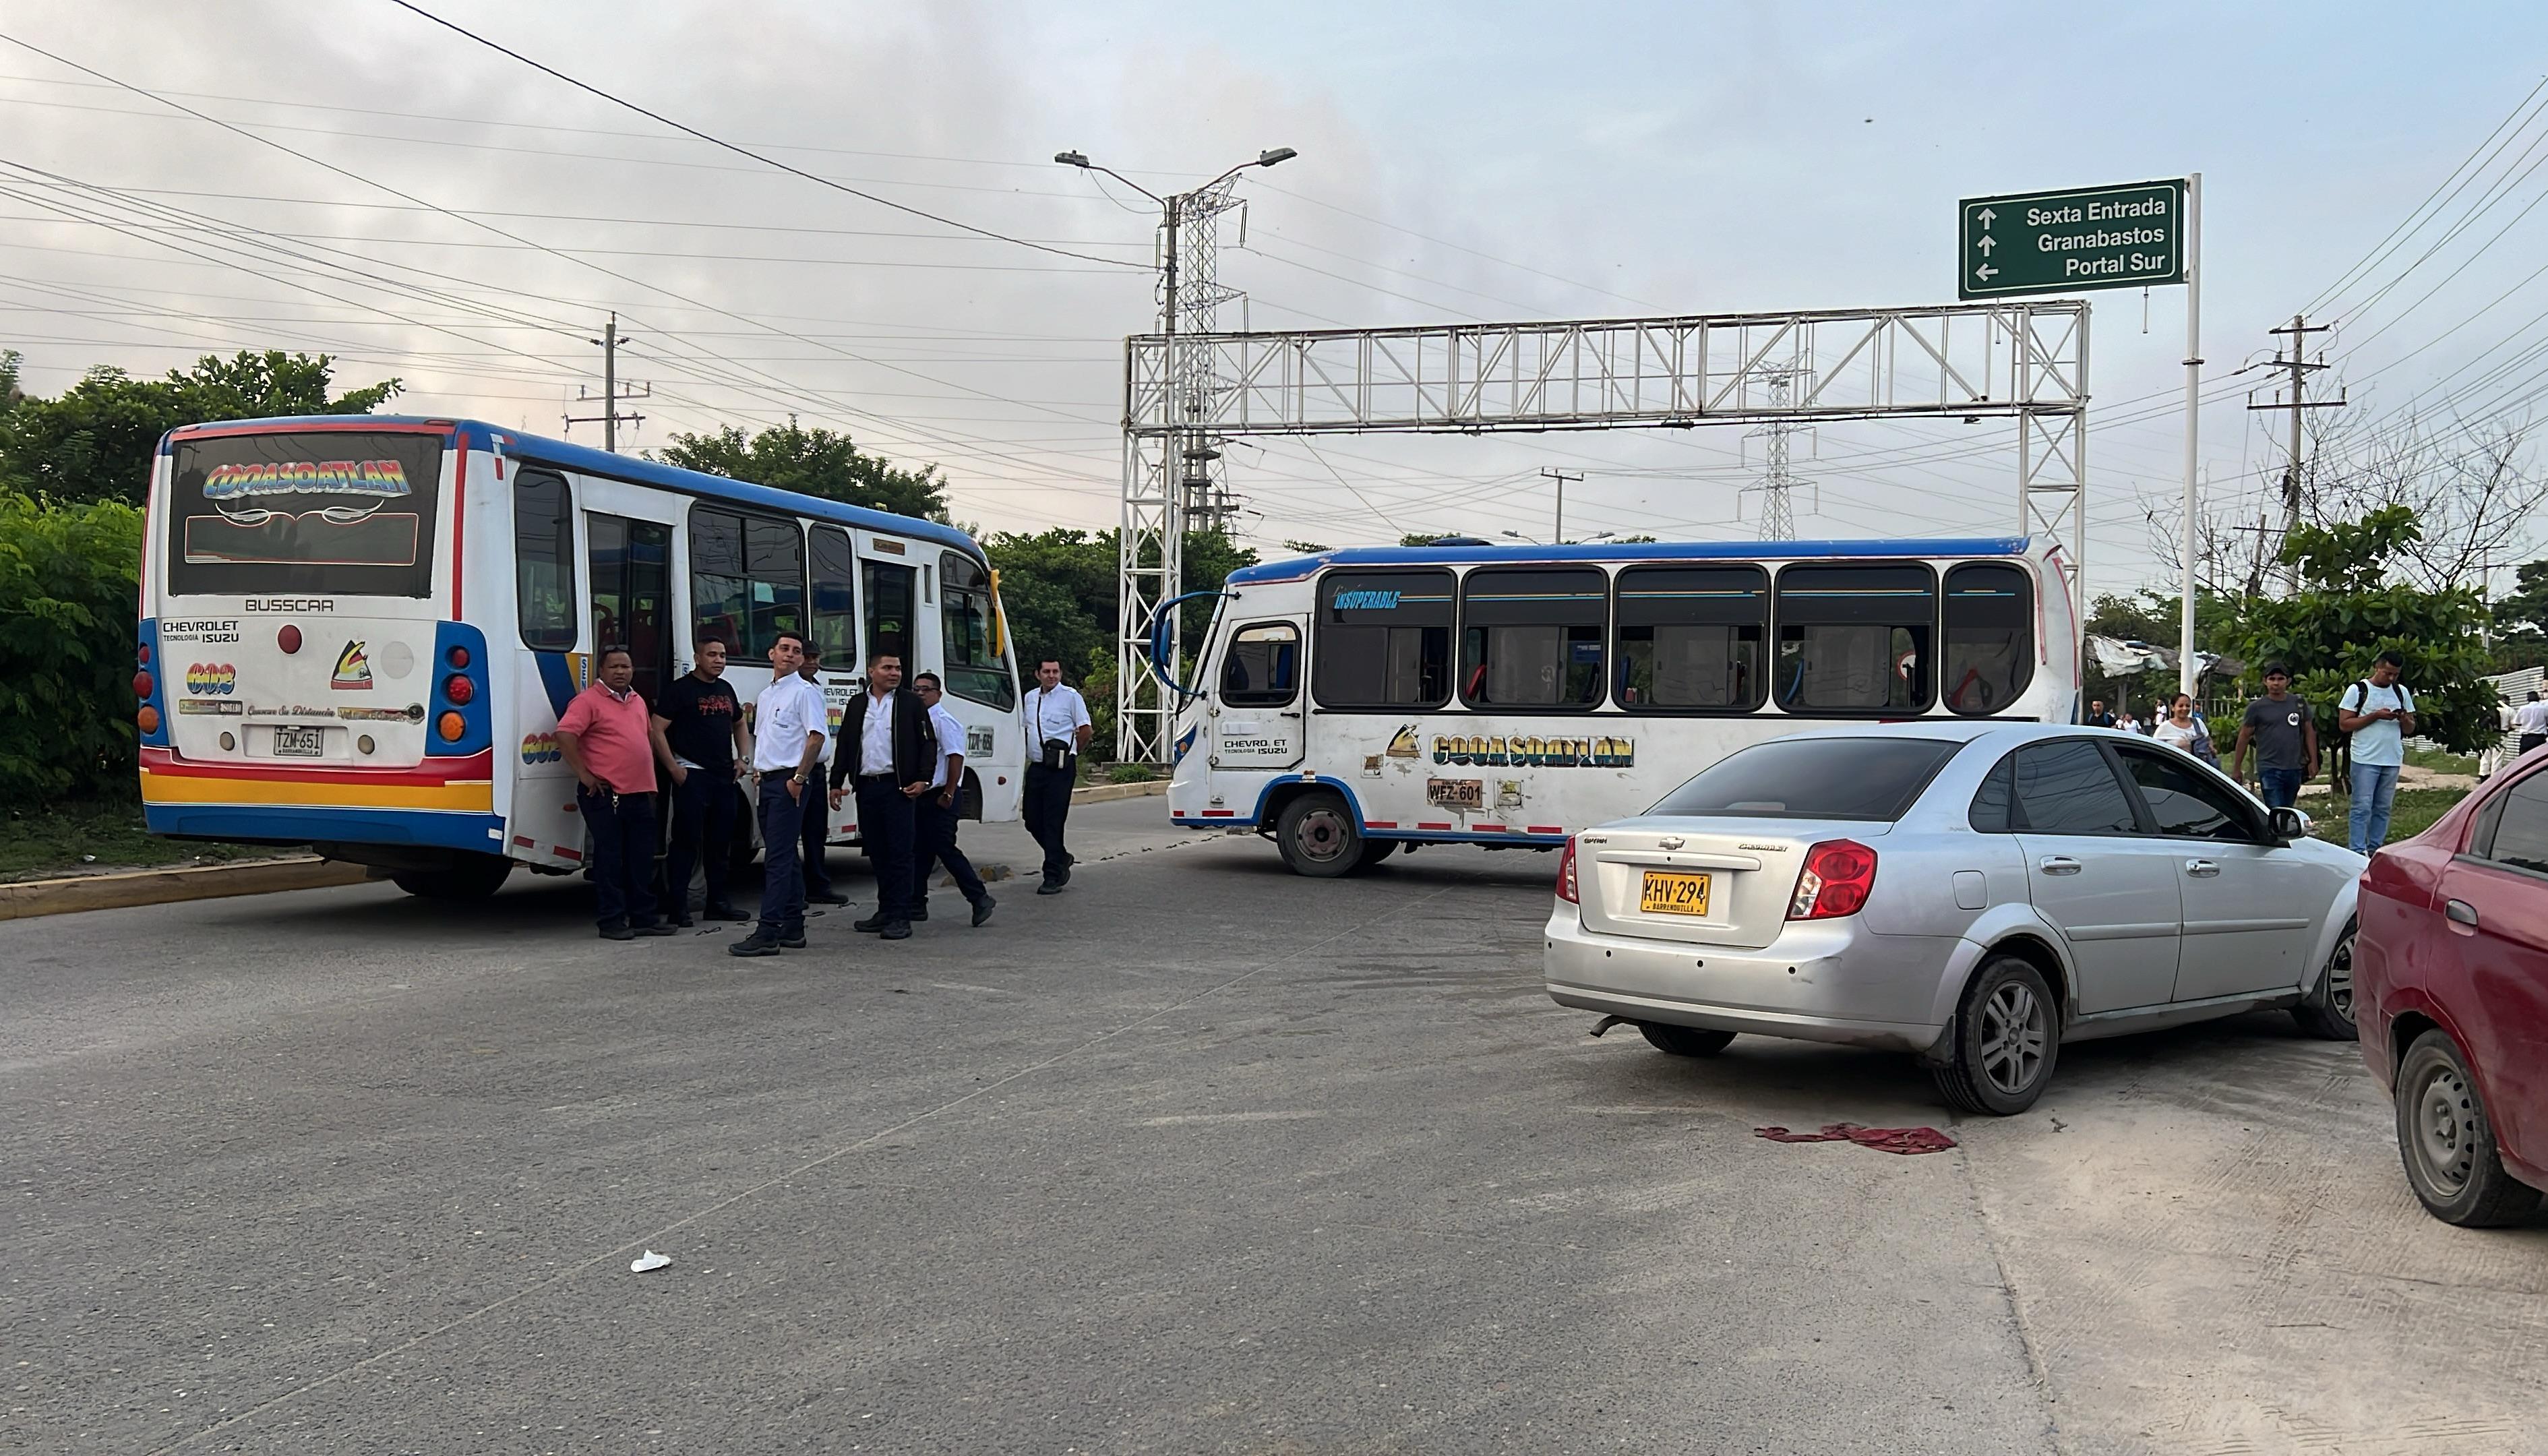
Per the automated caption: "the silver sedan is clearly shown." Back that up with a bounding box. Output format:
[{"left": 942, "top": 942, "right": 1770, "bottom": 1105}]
[{"left": 1543, "top": 722, "right": 2365, "bottom": 1114}]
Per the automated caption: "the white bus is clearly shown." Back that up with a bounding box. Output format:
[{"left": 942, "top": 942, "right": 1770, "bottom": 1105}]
[
  {"left": 1166, "top": 537, "right": 2077, "bottom": 875},
  {"left": 137, "top": 415, "right": 1022, "bottom": 898}
]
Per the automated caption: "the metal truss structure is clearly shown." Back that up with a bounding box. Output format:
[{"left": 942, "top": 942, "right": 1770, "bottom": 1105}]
[{"left": 1116, "top": 300, "right": 2090, "bottom": 762}]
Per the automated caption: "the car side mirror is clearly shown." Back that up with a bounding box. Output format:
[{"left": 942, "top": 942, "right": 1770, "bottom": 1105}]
[{"left": 2269, "top": 806, "right": 2311, "bottom": 843}]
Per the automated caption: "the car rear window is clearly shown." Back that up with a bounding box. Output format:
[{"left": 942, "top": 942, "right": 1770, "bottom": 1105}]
[{"left": 1646, "top": 736, "right": 1963, "bottom": 820}]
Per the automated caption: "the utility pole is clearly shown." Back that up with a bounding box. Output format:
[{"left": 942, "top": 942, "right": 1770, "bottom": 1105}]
[
  {"left": 2245, "top": 313, "right": 2342, "bottom": 590},
  {"left": 1540, "top": 468, "right": 1581, "bottom": 543},
  {"left": 566, "top": 312, "right": 650, "bottom": 452}
]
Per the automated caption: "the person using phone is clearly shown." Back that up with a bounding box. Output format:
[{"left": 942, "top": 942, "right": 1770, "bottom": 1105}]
[{"left": 2337, "top": 650, "right": 2417, "bottom": 854}]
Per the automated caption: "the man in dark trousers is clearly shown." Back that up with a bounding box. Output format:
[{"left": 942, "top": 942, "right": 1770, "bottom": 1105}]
[
  {"left": 731, "top": 631, "right": 827, "bottom": 959},
  {"left": 796, "top": 642, "right": 850, "bottom": 909},
  {"left": 555, "top": 646, "right": 678, "bottom": 940},
  {"left": 1021, "top": 657, "right": 1093, "bottom": 894},
  {"left": 828, "top": 650, "right": 935, "bottom": 941},
  {"left": 652, "top": 634, "right": 750, "bottom": 927},
  {"left": 910, "top": 671, "right": 994, "bottom": 927}
]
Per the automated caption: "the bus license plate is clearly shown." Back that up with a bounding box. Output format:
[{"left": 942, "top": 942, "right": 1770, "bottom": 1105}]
[
  {"left": 1639, "top": 870, "right": 1711, "bottom": 917},
  {"left": 272, "top": 725, "right": 324, "bottom": 758}
]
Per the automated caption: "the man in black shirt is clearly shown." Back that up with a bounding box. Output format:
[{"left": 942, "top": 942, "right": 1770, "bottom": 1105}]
[
  {"left": 2085, "top": 698, "right": 2115, "bottom": 729},
  {"left": 652, "top": 635, "right": 751, "bottom": 927}
]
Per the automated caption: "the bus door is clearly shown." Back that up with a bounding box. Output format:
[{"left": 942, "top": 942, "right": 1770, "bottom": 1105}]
[
  {"left": 855, "top": 533, "right": 921, "bottom": 675},
  {"left": 1210, "top": 617, "right": 1307, "bottom": 771},
  {"left": 584, "top": 511, "right": 673, "bottom": 706}
]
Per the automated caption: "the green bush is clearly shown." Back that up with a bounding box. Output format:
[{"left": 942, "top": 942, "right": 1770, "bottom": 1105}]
[{"left": 0, "top": 491, "right": 144, "bottom": 806}]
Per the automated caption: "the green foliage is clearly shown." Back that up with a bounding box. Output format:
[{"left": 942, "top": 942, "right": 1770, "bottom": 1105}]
[
  {"left": 2233, "top": 507, "right": 2498, "bottom": 754},
  {"left": 660, "top": 420, "right": 948, "bottom": 521},
  {"left": 0, "top": 351, "right": 401, "bottom": 506},
  {"left": 2491, "top": 556, "right": 2548, "bottom": 640},
  {"left": 1280, "top": 539, "right": 1331, "bottom": 554},
  {"left": 0, "top": 491, "right": 146, "bottom": 804}
]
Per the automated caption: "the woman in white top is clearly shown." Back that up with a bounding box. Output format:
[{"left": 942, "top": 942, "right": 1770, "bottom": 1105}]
[
  {"left": 2112, "top": 706, "right": 2142, "bottom": 735},
  {"left": 2153, "top": 693, "right": 2210, "bottom": 757}
]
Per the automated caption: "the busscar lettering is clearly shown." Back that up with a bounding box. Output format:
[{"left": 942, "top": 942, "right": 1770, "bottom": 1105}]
[{"left": 244, "top": 598, "right": 335, "bottom": 613}]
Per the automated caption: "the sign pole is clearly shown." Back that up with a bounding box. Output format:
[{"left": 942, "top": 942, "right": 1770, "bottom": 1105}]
[{"left": 2179, "top": 172, "right": 2202, "bottom": 700}]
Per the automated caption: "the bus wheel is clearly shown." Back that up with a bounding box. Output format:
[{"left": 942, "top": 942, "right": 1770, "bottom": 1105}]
[
  {"left": 1275, "top": 793, "right": 1362, "bottom": 878},
  {"left": 390, "top": 855, "right": 514, "bottom": 901},
  {"left": 1343, "top": 839, "right": 1398, "bottom": 875}
]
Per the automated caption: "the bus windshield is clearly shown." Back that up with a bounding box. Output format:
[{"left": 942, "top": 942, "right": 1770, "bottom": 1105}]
[{"left": 166, "top": 431, "right": 444, "bottom": 599}]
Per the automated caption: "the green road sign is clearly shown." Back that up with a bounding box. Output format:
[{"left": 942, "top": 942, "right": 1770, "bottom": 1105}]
[{"left": 1959, "top": 179, "right": 2185, "bottom": 299}]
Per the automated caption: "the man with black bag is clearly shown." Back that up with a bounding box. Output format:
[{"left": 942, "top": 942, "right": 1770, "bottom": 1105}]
[
  {"left": 910, "top": 671, "right": 994, "bottom": 927},
  {"left": 828, "top": 650, "right": 935, "bottom": 941},
  {"left": 1021, "top": 657, "right": 1093, "bottom": 894}
]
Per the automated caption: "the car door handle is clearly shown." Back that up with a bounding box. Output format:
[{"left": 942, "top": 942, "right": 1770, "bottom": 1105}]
[
  {"left": 2185, "top": 859, "right": 2221, "bottom": 878},
  {"left": 2446, "top": 899, "right": 2480, "bottom": 928},
  {"left": 2037, "top": 856, "right": 2083, "bottom": 876}
]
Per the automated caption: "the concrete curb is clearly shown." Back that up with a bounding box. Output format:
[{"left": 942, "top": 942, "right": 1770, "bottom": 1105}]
[
  {"left": 1071, "top": 779, "right": 1169, "bottom": 805},
  {"left": 0, "top": 857, "right": 373, "bottom": 923}
]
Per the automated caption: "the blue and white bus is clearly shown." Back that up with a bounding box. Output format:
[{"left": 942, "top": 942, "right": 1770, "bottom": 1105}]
[
  {"left": 1167, "top": 537, "right": 2077, "bottom": 876},
  {"left": 136, "top": 415, "right": 1021, "bottom": 898}
]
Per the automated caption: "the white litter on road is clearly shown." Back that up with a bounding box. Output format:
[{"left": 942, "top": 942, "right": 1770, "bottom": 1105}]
[{"left": 630, "top": 1250, "right": 671, "bottom": 1273}]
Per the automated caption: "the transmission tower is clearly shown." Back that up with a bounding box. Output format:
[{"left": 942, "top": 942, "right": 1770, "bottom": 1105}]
[
  {"left": 1740, "top": 361, "right": 1813, "bottom": 540},
  {"left": 1169, "top": 179, "right": 1245, "bottom": 533}
]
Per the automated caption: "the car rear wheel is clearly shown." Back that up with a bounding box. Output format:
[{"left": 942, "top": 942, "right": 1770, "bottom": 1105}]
[
  {"left": 1639, "top": 1023, "right": 1736, "bottom": 1058},
  {"left": 1932, "top": 956, "right": 2059, "bottom": 1116},
  {"left": 2291, "top": 921, "right": 2359, "bottom": 1041},
  {"left": 1275, "top": 793, "right": 1361, "bottom": 878},
  {"left": 2394, "top": 1029, "right": 2544, "bottom": 1227}
]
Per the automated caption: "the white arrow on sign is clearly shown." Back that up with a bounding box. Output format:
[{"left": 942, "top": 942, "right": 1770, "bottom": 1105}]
[
  {"left": 1976, "top": 264, "right": 1999, "bottom": 281},
  {"left": 1976, "top": 235, "right": 1996, "bottom": 255},
  {"left": 1976, "top": 207, "right": 1996, "bottom": 226}
]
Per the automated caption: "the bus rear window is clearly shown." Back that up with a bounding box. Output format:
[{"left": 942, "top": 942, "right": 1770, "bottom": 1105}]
[{"left": 166, "top": 431, "right": 444, "bottom": 599}]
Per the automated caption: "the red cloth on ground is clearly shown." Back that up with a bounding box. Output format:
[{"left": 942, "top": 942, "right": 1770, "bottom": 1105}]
[{"left": 1753, "top": 1122, "right": 1958, "bottom": 1155}]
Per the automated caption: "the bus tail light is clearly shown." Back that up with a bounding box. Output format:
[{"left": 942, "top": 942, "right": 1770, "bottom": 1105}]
[
  {"left": 137, "top": 705, "right": 160, "bottom": 734},
  {"left": 1789, "top": 839, "right": 1877, "bottom": 920},
  {"left": 444, "top": 673, "right": 475, "bottom": 706},
  {"left": 278, "top": 624, "right": 303, "bottom": 654},
  {"left": 437, "top": 710, "right": 466, "bottom": 742},
  {"left": 133, "top": 670, "right": 154, "bottom": 700},
  {"left": 446, "top": 644, "right": 471, "bottom": 669},
  {"left": 1556, "top": 836, "right": 1580, "bottom": 903}
]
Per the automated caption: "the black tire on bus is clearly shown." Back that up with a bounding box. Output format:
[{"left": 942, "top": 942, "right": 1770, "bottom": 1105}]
[
  {"left": 390, "top": 853, "right": 514, "bottom": 901},
  {"left": 1343, "top": 839, "right": 1398, "bottom": 875},
  {"left": 1275, "top": 792, "right": 1363, "bottom": 878}
]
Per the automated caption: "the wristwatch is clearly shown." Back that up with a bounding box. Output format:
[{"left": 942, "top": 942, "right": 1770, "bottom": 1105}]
[{"left": 791, "top": 772, "right": 808, "bottom": 785}]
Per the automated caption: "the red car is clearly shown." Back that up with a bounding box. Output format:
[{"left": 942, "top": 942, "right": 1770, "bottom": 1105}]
[{"left": 2355, "top": 755, "right": 2548, "bottom": 1226}]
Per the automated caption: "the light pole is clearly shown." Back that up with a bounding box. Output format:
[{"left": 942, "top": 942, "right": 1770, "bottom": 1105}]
[{"left": 1056, "top": 146, "right": 1296, "bottom": 763}]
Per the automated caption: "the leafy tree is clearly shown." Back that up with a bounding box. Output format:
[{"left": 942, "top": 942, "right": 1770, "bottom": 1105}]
[
  {"left": 2233, "top": 506, "right": 2498, "bottom": 756},
  {"left": 1280, "top": 539, "right": 1331, "bottom": 553},
  {"left": 0, "top": 491, "right": 146, "bottom": 803},
  {"left": 0, "top": 351, "right": 400, "bottom": 506},
  {"left": 2490, "top": 557, "right": 2548, "bottom": 640},
  {"left": 660, "top": 420, "right": 947, "bottom": 520}
]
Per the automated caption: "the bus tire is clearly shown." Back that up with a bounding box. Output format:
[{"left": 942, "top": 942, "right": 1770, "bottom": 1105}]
[
  {"left": 390, "top": 855, "right": 514, "bottom": 901},
  {"left": 1343, "top": 839, "right": 1397, "bottom": 875},
  {"left": 1275, "top": 793, "right": 1362, "bottom": 878}
]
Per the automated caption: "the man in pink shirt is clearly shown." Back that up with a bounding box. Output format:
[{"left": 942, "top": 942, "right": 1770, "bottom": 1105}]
[{"left": 557, "top": 646, "right": 679, "bottom": 940}]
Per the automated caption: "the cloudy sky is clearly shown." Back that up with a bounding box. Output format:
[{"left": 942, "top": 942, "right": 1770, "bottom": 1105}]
[{"left": 5, "top": 0, "right": 2547, "bottom": 597}]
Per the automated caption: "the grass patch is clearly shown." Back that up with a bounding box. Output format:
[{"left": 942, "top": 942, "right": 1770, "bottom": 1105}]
[
  {"left": 2303, "top": 787, "right": 2468, "bottom": 849},
  {"left": 2404, "top": 744, "right": 2479, "bottom": 776},
  {"left": 0, "top": 801, "right": 274, "bottom": 883},
  {"left": 1103, "top": 762, "right": 1162, "bottom": 784}
]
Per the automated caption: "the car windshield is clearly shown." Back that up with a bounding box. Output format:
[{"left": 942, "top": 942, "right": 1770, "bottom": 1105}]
[{"left": 1646, "top": 735, "right": 1964, "bottom": 820}]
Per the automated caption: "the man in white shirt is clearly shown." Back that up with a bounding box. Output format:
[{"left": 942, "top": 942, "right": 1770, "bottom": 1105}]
[
  {"left": 828, "top": 650, "right": 935, "bottom": 940},
  {"left": 2516, "top": 691, "right": 2548, "bottom": 756},
  {"left": 796, "top": 642, "right": 849, "bottom": 909},
  {"left": 909, "top": 671, "right": 994, "bottom": 927},
  {"left": 733, "top": 631, "right": 829, "bottom": 958},
  {"left": 1021, "top": 657, "right": 1093, "bottom": 894},
  {"left": 2337, "top": 650, "right": 2418, "bottom": 855}
]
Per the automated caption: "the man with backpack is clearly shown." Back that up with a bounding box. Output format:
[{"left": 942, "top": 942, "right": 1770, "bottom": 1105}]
[{"left": 2337, "top": 652, "right": 2417, "bottom": 854}]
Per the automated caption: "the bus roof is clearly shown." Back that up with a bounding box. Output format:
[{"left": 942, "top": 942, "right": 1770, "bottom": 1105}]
[
  {"left": 1222, "top": 536, "right": 2042, "bottom": 586},
  {"left": 162, "top": 415, "right": 988, "bottom": 562}
]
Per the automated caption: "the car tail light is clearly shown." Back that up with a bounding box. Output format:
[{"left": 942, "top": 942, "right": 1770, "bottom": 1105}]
[
  {"left": 1556, "top": 836, "right": 1580, "bottom": 903},
  {"left": 133, "top": 670, "right": 154, "bottom": 699},
  {"left": 278, "top": 624, "right": 303, "bottom": 654},
  {"left": 444, "top": 673, "right": 475, "bottom": 706},
  {"left": 1788, "top": 839, "right": 1877, "bottom": 919}
]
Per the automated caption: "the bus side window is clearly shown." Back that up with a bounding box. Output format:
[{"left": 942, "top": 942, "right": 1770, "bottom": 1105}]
[
  {"left": 1942, "top": 563, "right": 2034, "bottom": 715},
  {"left": 939, "top": 551, "right": 1014, "bottom": 709},
  {"left": 1613, "top": 566, "right": 1766, "bottom": 712},
  {"left": 1311, "top": 568, "right": 1453, "bottom": 710},
  {"left": 689, "top": 506, "right": 803, "bottom": 661},
  {"left": 1459, "top": 568, "right": 1606, "bottom": 710},
  {"left": 810, "top": 526, "right": 859, "bottom": 667},
  {"left": 514, "top": 469, "right": 577, "bottom": 650},
  {"left": 1220, "top": 622, "right": 1300, "bottom": 706},
  {"left": 1772, "top": 563, "right": 1937, "bottom": 714}
]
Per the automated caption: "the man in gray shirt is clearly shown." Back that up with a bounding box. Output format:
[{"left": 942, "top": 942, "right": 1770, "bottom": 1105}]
[{"left": 2233, "top": 662, "right": 2318, "bottom": 810}]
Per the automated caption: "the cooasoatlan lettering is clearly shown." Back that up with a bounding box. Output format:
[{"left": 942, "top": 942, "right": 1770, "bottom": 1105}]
[{"left": 1431, "top": 733, "right": 1636, "bottom": 768}]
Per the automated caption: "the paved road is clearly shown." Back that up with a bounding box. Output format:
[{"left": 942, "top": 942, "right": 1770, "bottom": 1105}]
[{"left": 4, "top": 800, "right": 2542, "bottom": 1455}]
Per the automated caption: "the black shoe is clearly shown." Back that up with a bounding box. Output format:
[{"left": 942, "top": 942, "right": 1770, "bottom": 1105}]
[
  {"left": 1064, "top": 852, "right": 1077, "bottom": 866},
  {"left": 879, "top": 920, "right": 911, "bottom": 940},
  {"left": 910, "top": 905, "right": 930, "bottom": 921},
  {"left": 634, "top": 923, "right": 677, "bottom": 937},
  {"left": 728, "top": 934, "right": 781, "bottom": 957},
  {"left": 669, "top": 914, "right": 695, "bottom": 929},
  {"left": 600, "top": 923, "right": 636, "bottom": 941},
  {"left": 808, "top": 890, "right": 850, "bottom": 907},
  {"left": 971, "top": 894, "right": 996, "bottom": 927},
  {"left": 779, "top": 931, "right": 808, "bottom": 949},
  {"left": 1035, "top": 879, "right": 1064, "bottom": 896},
  {"left": 853, "top": 913, "right": 890, "bottom": 932},
  {"left": 702, "top": 905, "right": 750, "bottom": 923}
]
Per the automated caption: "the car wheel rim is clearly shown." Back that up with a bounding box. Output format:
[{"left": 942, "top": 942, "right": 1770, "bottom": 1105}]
[
  {"left": 2326, "top": 930, "right": 2356, "bottom": 1024},
  {"left": 1978, "top": 981, "right": 2047, "bottom": 1097},
  {"left": 2412, "top": 1064, "right": 2478, "bottom": 1195},
  {"left": 1296, "top": 808, "right": 1351, "bottom": 863}
]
